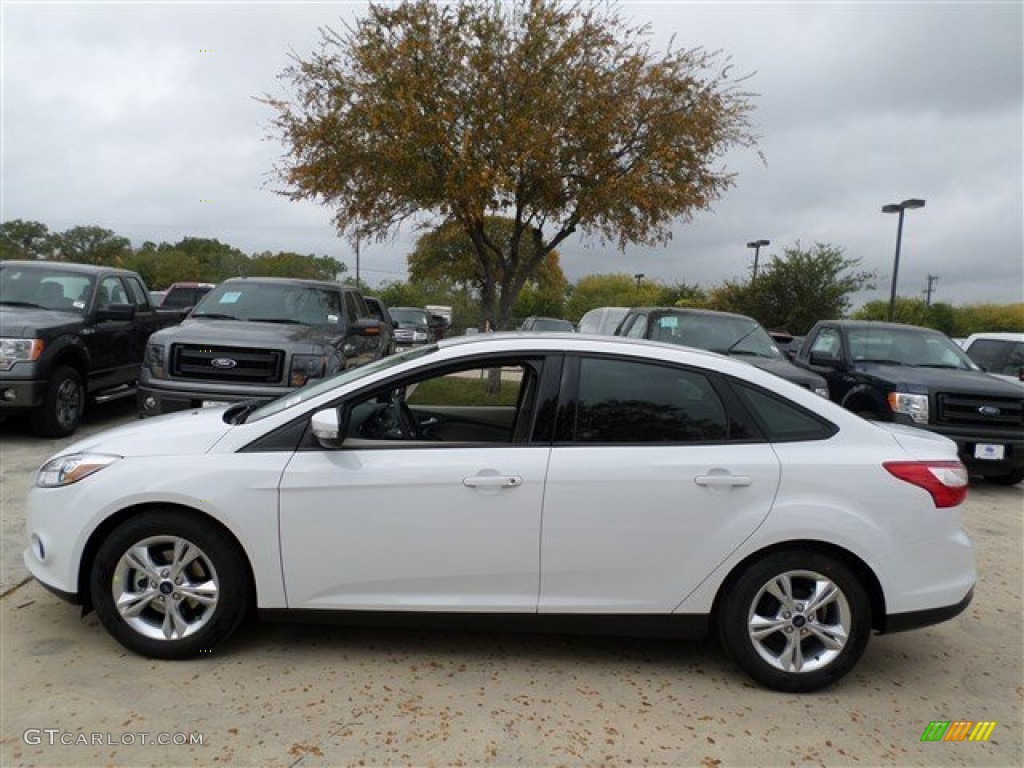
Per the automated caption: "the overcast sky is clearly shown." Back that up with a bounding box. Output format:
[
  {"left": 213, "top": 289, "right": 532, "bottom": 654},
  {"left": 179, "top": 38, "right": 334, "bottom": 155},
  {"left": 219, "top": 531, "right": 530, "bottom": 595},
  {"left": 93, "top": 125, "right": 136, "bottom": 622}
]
[{"left": 2, "top": 1, "right": 1022, "bottom": 310}]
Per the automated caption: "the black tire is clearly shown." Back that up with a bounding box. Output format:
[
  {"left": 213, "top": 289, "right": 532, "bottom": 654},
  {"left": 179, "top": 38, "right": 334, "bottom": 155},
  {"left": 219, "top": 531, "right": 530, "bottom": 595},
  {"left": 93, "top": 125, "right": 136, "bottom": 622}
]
[
  {"left": 31, "top": 365, "right": 84, "bottom": 437},
  {"left": 718, "top": 550, "right": 871, "bottom": 693},
  {"left": 987, "top": 467, "right": 1024, "bottom": 486},
  {"left": 90, "top": 511, "right": 251, "bottom": 659}
]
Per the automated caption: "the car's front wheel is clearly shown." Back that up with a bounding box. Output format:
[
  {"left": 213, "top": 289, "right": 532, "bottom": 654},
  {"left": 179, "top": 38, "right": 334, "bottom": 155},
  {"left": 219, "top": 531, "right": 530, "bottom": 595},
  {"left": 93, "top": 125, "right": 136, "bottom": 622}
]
[
  {"left": 718, "top": 550, "right": 871, "bottom": 693},
  {"left": 90, "top": 511, "right": 251, "bottom": 658}
]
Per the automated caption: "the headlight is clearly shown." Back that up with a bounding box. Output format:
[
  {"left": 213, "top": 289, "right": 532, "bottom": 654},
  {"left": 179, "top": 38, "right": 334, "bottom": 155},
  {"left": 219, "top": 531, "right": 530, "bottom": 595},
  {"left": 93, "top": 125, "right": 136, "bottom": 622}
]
[
  {"left": 144, "top": 344, "right": 165, "bottom": 378},
  {"left": 36, "top": 454, "right": 121, "bottom": 488},
  {"left": 888, "top": 392, "right": 929, "bottom": 424},
  {"left": 290, "top": 354, "right": 327, "bottom": 387},
  {"left": 0, "top": 338, "right": 44, "bottom": 371}
]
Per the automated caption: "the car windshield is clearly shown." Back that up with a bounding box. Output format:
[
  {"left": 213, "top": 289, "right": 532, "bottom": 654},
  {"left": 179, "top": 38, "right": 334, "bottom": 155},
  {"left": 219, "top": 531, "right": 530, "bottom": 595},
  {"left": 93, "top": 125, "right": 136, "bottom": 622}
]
[
  {"left": 389, "top": 308, "right": 430, "bottom": 325},
  {"left": 192, "top": 282, "right": 341, "bottom": 325},
  {"left": 848, "top": 327, "right": 978, "bottom": 369},
  {"left": 528, "top": 318, "right": 575, "bottom": 331},
  {"left": 245, "top": 344, "right": 439, "bottom": 422},
  {"left": 0, "top": 264, "right": 95, "bottom": 313},
  {"left": 651, "top": 313, "right": 779, "bottom": 358}
]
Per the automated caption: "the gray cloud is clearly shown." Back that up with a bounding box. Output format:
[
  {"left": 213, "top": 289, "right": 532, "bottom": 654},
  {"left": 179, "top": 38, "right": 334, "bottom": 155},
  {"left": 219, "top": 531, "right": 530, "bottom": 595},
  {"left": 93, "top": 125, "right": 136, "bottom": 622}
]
[{"left": 2, "top": 1, "right": 1021, "bottom": 307}]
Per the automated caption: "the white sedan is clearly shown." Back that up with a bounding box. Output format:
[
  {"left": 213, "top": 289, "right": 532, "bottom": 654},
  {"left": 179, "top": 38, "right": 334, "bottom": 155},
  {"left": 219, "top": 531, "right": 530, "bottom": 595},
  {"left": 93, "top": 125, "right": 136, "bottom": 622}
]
[{"left": 24, "top": 334, "right": 975, "bottom": 692}]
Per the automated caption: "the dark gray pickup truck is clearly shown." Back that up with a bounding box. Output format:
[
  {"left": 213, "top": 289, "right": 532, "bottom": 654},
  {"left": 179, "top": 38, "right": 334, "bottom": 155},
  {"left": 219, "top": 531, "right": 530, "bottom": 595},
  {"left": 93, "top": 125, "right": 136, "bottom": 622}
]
[
  {"left": 793, "top": 320, "right": 1024, "bottom": 485},
  {"left": 138, "top": 276, "right": 382, "bottom": 417},
  {"left": 0, "top": 260, "right": 180, "bottom": 436}
]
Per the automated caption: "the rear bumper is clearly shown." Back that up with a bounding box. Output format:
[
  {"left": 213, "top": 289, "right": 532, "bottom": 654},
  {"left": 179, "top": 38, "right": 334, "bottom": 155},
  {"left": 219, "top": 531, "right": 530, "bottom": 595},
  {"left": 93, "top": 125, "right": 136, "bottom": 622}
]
[{"left": 884, "top": 587, "right": 973, "bottom": 633}]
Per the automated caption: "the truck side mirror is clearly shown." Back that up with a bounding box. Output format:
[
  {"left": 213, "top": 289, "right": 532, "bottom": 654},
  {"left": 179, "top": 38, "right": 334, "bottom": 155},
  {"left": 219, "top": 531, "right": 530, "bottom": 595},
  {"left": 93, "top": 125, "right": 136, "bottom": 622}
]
[
  {"left": 96, "top": 303, "right": 136, "bottom": 321},
  {"left": 809, "top": 349, "right": 840, "bottom": 368}
]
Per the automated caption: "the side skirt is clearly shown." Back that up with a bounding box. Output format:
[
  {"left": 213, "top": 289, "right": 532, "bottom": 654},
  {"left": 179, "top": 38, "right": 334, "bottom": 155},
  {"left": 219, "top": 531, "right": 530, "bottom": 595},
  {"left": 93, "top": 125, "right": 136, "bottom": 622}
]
[{"left": 257, "top": 609, "right": 710, "bottom": 640}]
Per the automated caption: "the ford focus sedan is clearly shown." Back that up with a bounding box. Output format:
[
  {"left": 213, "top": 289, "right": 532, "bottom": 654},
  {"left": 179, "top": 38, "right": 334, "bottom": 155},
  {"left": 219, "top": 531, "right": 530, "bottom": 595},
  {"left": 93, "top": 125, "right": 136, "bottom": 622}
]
[{"left": 24, "top": 334, "right": 974, "bottom": 692}]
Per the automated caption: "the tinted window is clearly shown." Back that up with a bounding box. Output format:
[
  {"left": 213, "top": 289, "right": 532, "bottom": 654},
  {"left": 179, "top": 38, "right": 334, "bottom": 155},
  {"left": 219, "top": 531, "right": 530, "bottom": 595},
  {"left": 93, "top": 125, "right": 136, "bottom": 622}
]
[
  {"left": 734, "top": 383, "right": 836, "bottom": 442},
  {"left": 125, "top": 276, "right": 150, "bottom": 308},
  {"left": 573, "top": 357, "right": 728, "bottom": 443},
  {"left": 98, "top": 276, "right": 128, "bottom": 306}
]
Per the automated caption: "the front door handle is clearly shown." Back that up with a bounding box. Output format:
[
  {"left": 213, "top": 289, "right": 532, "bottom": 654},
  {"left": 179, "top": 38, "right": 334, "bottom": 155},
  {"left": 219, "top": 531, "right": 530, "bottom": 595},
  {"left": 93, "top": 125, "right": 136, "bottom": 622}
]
[
  {"left": 694, "top": 473, "right": 752, "bottom": 488},
  {"left": 463, "top": 475, "right": 523, "bottom": 489}
]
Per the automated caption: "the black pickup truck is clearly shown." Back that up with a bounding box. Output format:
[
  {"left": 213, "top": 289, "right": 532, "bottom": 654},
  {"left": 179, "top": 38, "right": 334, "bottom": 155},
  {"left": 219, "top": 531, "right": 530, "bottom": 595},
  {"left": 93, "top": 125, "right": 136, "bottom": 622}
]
[
  {"left": 0, "top": 260, "right": 180, "bottom": 436},
  {"left": 138, "top": 276, "right": 382, "bottom": 417},
  {"left": 793, "top": 320, "right": 1024, "bottom": 485}
]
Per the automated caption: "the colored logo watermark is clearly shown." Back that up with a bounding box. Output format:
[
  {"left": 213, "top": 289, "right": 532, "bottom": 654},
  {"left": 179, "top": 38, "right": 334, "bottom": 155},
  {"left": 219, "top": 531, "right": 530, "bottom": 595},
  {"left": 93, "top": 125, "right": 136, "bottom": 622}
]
[{"left": 921, "top": 721, "right": 996, "bottom": 742}]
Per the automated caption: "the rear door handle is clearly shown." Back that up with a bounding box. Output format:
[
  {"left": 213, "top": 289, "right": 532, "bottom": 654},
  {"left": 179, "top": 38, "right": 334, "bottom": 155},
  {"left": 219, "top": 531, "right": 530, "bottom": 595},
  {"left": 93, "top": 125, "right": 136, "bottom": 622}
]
[
  {"left": 463, "top": 475, "right": 523, "bottom": 489},
  {"left": 695, "top": 473, "right": 752, "bottom": 487}
]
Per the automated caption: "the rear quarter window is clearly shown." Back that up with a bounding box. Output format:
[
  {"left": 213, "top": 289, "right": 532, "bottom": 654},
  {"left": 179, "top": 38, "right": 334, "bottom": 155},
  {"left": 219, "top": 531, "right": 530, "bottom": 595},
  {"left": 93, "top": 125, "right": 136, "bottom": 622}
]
[{"left": 733, "top": 382, "right": 838, "bottom": 442}]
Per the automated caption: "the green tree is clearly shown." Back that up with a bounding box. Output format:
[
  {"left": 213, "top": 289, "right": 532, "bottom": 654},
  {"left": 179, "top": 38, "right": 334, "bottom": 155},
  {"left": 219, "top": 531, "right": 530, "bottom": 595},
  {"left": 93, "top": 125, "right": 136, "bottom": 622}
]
[
  {"left": 265, "top": 0, "right": 757, "bottom": 330},
  {"left": 51, "top": 226, "right": 132, "bottom": 266},
  {"left": 566, "top": 273, "right": 664, "bottom": 321},
  {"left": 249, "top": 251, "right": 345, "bottom": 280},
  {"left": 709, "top": 243, "right": 875, "bottom": 334},
  {"left": 0, "top": 219, "right": 53, "bottom": 260}
]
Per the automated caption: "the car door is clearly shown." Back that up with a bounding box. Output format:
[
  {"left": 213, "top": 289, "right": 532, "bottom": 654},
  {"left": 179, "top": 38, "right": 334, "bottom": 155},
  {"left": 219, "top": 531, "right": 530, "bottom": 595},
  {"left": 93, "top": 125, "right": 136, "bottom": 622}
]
[
  {"left": 539, "top": 354, "right": 780, "bottom": 613},
  {"left": 85, "top": 275, "right": 136, "bottom": 389},
  {"left": 278, "top": 355, "right": 555, "bottom": 611}
]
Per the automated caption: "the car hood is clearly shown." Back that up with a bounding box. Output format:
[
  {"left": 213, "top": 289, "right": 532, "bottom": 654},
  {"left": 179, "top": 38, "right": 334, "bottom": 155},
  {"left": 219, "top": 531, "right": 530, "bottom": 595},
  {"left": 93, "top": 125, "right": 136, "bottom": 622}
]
[
  {"left": 54, "top": 406, "right": 235, "bottom": 458},
  {"left": 854, "top": 363, "right": 1024, "bottom": 396},
  {"left": 152, "top": 318, "right": 333, "bottom": 350},
  {"left": 874, "top": 422, "right": 960, "bottom": 461},
  {"left": 740, "top": 355, "right": 826, "bottom": 388},
  {"left": 0, "top": 306, "right": 83, "bottom": 336}
]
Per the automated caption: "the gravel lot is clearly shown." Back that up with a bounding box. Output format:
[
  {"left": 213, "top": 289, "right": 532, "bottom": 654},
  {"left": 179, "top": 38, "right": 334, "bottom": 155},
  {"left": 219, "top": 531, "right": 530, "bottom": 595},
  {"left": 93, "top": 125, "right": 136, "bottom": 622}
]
[{"left": 1, "top": 403, "right": 1021, "bottom": 767}]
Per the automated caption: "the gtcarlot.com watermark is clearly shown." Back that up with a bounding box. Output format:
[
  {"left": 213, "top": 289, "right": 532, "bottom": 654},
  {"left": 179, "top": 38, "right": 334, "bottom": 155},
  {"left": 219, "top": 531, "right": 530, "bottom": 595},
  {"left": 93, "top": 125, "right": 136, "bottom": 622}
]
[{"left": 24, "top": 729, "right": 204, "bottom": 747}]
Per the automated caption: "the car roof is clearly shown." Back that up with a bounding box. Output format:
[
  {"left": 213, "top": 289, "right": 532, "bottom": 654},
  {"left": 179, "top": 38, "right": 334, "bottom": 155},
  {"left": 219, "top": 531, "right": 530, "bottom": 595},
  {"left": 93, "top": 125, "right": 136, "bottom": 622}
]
[
  {"left": 627, "top": 306, "right": 756, "bottom": 322},
  {"left": 0, "top": 260, "right": 135, "bottom": 276},
  {"left": 824, "top": 319, "right": 944, "bottom": 333},
  {"left": 964, "top": 332, "right": 1024, "bottom": 342},
  {"left": 219, "top": 276, "right": 348, "bottom": 290}
]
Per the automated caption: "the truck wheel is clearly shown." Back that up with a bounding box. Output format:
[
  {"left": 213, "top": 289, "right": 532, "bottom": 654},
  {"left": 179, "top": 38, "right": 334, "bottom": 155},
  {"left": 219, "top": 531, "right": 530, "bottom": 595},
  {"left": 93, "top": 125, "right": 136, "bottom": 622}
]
[
  {"left": 988, "top": 467, "right": 1024, "bottom": 486},
  {"left": 90, "top": 511, "right": 252, "bottom": 659},
  {"left": 31, "top": 365, "right": 84, "bottom": 437},
  {"left": 717, "top": 550, "right": 871, "bottom": 693}
]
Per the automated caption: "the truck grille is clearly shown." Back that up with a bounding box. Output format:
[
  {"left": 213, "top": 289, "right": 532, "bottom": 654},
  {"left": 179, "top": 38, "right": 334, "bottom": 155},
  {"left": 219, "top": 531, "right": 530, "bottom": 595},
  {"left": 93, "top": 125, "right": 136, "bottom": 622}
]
[
  {"left": 936, "top": 393, "right": 1024, "bottom": 428},
  {"left": 170, "top": 344, "right": 284, "bottom": 384}
]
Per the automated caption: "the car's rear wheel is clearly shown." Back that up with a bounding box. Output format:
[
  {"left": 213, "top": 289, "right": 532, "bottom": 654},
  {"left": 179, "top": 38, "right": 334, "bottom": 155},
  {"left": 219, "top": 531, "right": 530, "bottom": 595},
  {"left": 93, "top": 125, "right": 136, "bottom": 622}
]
[
  {"left": 718, "top": 550, "right": 871, "bottom": 693},
  {"left": 90, "top": 511, "right": 251, "bottom": 658}
]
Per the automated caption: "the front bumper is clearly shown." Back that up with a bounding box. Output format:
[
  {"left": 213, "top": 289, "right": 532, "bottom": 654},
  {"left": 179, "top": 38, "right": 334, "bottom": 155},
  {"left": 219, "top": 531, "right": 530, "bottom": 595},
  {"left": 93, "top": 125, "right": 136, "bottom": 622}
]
[
  {"left": 0, "top": 377, "right": 48, "bottom": 410},
  {"left": 137, "top": 381, "right": 288, "bottom": 418}
]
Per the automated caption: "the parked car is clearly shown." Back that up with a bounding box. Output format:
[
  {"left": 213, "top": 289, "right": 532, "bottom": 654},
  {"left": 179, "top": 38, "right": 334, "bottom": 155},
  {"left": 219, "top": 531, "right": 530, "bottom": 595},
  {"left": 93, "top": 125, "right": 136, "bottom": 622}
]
[
  {"left": 577, "top": 306, "right": 629, "bottom": 335},
  {"left": 793, "top": 320, "right": 1024, "bottom": 485},
  {"left": 363, "top": 296, "right": 396, "bottom": 356},
  {"left": 769, "top": 330, "right": 804, "bottom": 361},
  {"left": 961, "top": 332, "right": 1024, "bottom": 385},
  {"left": 25, "top": 334, "right": 974, "bottom": 692},
  {"left": 137, "top": 277, "right": 381, "bottom": 417},
  {"left": 0, "top": 260, "right": 181, "bottom": 436},
  {"left": 159, "top": 282, "right": 215, "bottom": 314},
  {"left": 520, "top": 316, "right": 576, "bottom": 332},
  {"left": 389, "top": 307, "right": 438, "bottom": 348},
  {"left": 615, "top": 307, "right": 829, "bottom": 397}
]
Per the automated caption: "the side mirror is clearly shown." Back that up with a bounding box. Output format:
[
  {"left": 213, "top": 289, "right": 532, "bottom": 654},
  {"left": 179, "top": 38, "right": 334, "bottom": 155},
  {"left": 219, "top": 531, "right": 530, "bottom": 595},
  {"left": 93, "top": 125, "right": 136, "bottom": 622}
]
[
  {"left": 97, "top": 303, "right": 135, "bottom": 321},
  {"left": 809, "top": 349, "right": 840, "bottom": 368},
  {"left": 311, "top": 407, "right": 348, "bottom": 447}
]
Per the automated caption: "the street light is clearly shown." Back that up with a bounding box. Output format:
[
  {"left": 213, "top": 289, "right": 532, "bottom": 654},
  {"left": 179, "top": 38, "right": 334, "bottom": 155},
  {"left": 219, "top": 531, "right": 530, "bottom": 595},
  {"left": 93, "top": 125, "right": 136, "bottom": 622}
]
[
  {"left": 634, "top": 273, "right": 645, "bottom": 288},
  {"left": 746, "top": 239, "right": 769, "bottom": 282},
  {"left": 881, "top": 198, "right": 926, "bottom": 321}
]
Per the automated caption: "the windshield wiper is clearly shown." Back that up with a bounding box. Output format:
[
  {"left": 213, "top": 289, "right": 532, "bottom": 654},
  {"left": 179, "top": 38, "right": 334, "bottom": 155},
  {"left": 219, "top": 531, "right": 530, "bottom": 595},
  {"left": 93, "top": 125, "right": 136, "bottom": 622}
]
[
  {"left": 916, "top": 363, "right": 962, "bottom": 369},
  {"left": 726, "top": 325, "right": 763, "bottom": 354},
  {"left": 858, "top": 358, "right": 906, "bottom": 365},
  {"left": 247, "top": 317, "right": 311, "bottom": 325},
  {"left": 191, "top": 312, "right": 240, "bottom": 321},
  {"left": 0, "top": 300, "right": 44, "bottom": 308}
]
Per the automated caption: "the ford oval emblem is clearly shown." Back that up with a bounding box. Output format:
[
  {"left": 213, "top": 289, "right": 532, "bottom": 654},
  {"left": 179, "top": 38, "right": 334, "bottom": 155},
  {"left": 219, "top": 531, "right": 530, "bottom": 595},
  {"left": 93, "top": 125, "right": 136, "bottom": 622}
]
[
  {"left": 211, "top": 357, "right": 237, "bottom": 369},
  {"left": 978, "top": 406, "right": 1001, "bottom": 417}
]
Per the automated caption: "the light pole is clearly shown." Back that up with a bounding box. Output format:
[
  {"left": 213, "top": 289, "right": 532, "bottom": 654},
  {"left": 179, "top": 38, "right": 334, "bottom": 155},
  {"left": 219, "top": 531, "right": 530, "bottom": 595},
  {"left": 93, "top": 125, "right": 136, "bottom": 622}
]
[
  {"left": 746, "top": 239, "right": 769, "bottom": 282},
  {"left": 882, "top": 198, "right": 925, "bottom": 321},
  {"left": 634, "top": 273, "right": 645, "bottom": 288}
]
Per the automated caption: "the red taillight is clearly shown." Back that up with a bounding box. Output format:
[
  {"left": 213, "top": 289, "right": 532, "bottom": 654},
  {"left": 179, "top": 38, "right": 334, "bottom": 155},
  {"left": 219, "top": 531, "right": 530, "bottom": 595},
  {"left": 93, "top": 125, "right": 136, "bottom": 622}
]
[{"left": 883, "top": 461, "right": 969, "bottom": 508}]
